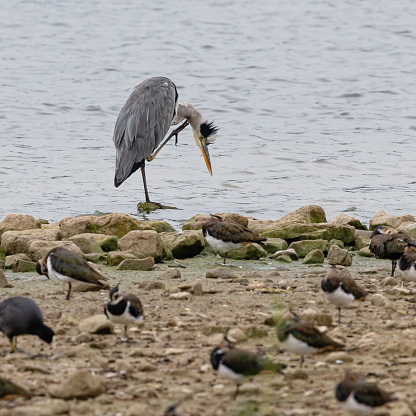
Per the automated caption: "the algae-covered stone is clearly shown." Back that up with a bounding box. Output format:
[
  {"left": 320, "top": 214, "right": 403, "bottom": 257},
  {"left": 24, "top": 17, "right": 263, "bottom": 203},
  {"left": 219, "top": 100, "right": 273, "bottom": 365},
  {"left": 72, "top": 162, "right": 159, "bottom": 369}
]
[
  {"left": 12, "top": 259, "right": 37, "bottom": 273},
  {"left": 27, "top": 240, "right": 84, "bottom": 262},
  {"left": 262, "top": 238, "right": 288, "bottom": 254},
  {"left": 289, "top": 239, "right": 329, "bottom": 258},
  {"left": 275, "top": 205, "right": 327, "bottom": 227},
  {"left": 107, "top": 250, "right": 139, "bottom": 266},
  {"left": 369, "top": 211, "right": 415, "bottom": 230},
  {"left": 84, "top": 253, "right": 107, "bottom": 263},
  {"left": 117, "top": 257, "right": 155, "bottom": 271},
  {"left": 161, "top": 230, "right": 205, "bottom": 259},
  {"left": 118, "top": 230, "right": 168, "bottom": 263},
  {"left": 275, "top": 254, "right": 293, "bottom": 263},
  {"left": 328, "top": 239, "right": 344, "bottom": 249},
  {"left": 0, "top": 214, "right": 39, "bottom": 238},
  {"left": 327, "top": 245, "right": 352, "bottom": 266},
  {"left": 68, "top": 234, "right": 103, "bottom": 254},
  {"left": 143, "top": 220, "right": 175, "bottom": 233},
  {"left": 329, "top": 213, "right": 367, "bottom": 230},
  {"left": 355, "top": 235, "right": 370, "bottom": 251},
  {"left": 359, "top": 247, "right": 373, "bottom": 257},
  {"left": 1, "top": 229, "right": 61, "bottom": 255},
  {"left": 270, "top": 249, "right": 299, "bottom": 261},
  {"left": 226, "top": 243, "right": 266, "bottom": 260},
  {"left": 302, "top": 249, "right": 325, "bottom": 264}
]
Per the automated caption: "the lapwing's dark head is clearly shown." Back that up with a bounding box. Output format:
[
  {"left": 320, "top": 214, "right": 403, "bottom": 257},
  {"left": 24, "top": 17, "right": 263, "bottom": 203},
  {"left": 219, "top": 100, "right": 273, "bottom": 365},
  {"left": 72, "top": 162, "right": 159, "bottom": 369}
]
[
  {"left": 371, "top": 225, "right": 397, "bottom": 237},
  {"left": 36, "top": 257, "right": 48, "bottom": 277},
  {"left": 109, "top": 283, "right": 121, "bottom": 301}
]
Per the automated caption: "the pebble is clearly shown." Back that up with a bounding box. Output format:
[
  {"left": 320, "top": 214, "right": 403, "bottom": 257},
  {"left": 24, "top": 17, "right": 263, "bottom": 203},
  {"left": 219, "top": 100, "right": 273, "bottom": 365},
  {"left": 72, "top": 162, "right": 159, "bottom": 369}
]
[
  {"left": 284, "top": 369, "right": 308, "bottom": 380},
  {"left": 78, "top": 314, "right": 114, "bottom": 334},
  {"left": 162, "top": 268, "right": 181, "bottom": 279},
  {"left": 9, "top": 399, "right": 69, "bottom": 416},
  {"left": 169, "top": 292, "right": 191, "bottom": 300},
  {"left": 325, "top": 351, "right": 353, "bottom": 364},
  {"left": 228, "top": 327, "right": 247, "bottom": 342},
  {"left": 393, "top": 287, "right": 411, "bottom": 296},
  {"left": 238, "top": 382, "right": 260, "bottom": 395},
  {"left": 381, "top": 277, "right": 398, "bottom": 286},
  {"left": 206, "top": 267, "right": 239, "bottom": 279},
  {"left": 138, "top": 281, "right": 165, "bottom": 290},
  {"left": 371, "top": 294, "right": 387, "bottom": 306}
]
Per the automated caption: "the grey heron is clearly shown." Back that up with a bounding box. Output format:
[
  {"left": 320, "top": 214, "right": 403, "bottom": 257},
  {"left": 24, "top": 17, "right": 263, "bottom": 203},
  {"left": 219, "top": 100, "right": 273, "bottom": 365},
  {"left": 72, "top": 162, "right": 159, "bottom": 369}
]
[{"left": 113, "top": 77, "right": 218, "bottom": 205}]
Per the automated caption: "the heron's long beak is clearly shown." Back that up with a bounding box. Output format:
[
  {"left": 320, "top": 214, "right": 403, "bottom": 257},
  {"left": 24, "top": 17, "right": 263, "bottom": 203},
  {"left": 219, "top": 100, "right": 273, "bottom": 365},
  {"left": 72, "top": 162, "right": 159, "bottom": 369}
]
[{"left": 198, "top": 136, "right": 212, "bottom": 175}]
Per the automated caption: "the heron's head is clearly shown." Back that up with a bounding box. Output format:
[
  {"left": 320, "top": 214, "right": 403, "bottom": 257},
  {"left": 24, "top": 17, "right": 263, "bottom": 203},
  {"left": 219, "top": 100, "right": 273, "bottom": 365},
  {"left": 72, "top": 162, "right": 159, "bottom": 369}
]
[{"left": 192, "top": 121, "right": 218, "bottom": 176}]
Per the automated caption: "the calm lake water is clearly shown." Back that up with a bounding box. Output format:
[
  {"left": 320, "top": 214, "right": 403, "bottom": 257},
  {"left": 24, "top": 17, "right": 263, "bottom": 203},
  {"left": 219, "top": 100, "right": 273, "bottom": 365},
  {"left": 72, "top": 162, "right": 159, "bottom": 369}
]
[{"left": 1, "top": 0, "right": 416, "bottom": 229}]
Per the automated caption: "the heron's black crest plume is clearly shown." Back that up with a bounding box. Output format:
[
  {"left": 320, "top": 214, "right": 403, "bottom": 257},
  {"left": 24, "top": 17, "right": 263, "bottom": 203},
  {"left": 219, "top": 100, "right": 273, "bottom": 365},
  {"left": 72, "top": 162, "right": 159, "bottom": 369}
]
[{"left": 200, "top": 121, "right": 218, "bottom": 143}]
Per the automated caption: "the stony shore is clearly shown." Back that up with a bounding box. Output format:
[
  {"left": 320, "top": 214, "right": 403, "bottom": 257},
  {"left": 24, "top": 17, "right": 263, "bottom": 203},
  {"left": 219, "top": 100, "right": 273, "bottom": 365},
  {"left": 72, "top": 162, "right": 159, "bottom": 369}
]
[{"left": 1, "top": 206, "right": 416, "bottom": 416}]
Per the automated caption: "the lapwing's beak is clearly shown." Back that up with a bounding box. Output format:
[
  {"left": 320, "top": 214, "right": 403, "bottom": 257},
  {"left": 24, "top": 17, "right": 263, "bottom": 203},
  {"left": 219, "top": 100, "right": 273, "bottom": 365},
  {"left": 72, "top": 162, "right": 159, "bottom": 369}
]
[{"left": 197, "top": 136, "right": 212, "bottom": 176}]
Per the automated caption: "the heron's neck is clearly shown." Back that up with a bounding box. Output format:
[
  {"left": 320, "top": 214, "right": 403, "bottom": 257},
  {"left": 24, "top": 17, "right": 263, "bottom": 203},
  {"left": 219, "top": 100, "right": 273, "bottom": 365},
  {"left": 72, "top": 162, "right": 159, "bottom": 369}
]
[{"left": 176, "top": 102, "right": 204, "bottom": 131}]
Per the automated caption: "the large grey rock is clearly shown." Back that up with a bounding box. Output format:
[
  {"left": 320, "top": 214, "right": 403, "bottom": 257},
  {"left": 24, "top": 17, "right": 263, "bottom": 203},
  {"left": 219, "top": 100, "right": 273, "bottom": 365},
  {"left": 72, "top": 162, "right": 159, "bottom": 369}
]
[
  {"left": 48, "top": 370, "right": 107, "bottom": 400},
  {"left": 206, "top": 267, "right": 240, "bottom": 279},
  {"left": 27, "top": 240, "right": 84, "bottom": 262},
  {"left": 227, "top": 243, "right": 266, "bottom": 260},
  {"left": 246, "top": 218, "right": 275, "bottom": 233},
  {"left": 118, "top": 230, "right": 169, "bottom": 263},
  {"left": 117, "top": 257, "right": 155, "bottom": 271},
  {"left": 0, "top": 270, "right": 13, "bottom": 288},
  {"left": 182, "top": 213, "right": 248, "bottom": 231},
  {"left": 270, "top": 248, "right": 299, "bottom": 261},
  {"left": 107, "top": 250, "right": 139, "bottom": 266},
  {"left": 78, "top": 315, "right": 114, "bottom": 334},
  {"left": 397, "top": 222, "right": 416, "bottom": 240},
  {"left": 161, "top": 268, "right": 181, "bottom": 279},
  {"left": 67, "top": 234, "right": 103, "bottom": 254},
  {"left": 12, "top": 259, "right": 37, "bottom": 273},
  {"left": 5, "top": 253, "right": 30, "bottom": 268},
  {"left": 0, "top": 374, "right": 32, "bottom": 398},
  {"left": 142, "top": 220, "right": 175, "bottom": 233},
  {"left": 262, "top": 238, "right": 288, "bottom": 254},
  {"left": 302, "top": 249, "right": 325, "bottom": 264},
  {"left": 10, "top": 399, "right": 69, "bottom": 416},
  {"left": 369, "top": 211, "right": 415, "bottom": 230},
  {"left": 161, "top": 230, "right": 205, "bottom": 258},
  {"left": 59, "top": 213, "right": 145, "bottom": 239},
  {"left": 289, "top": 239, "right": 329, "bottom": 258},
  {"left": 1, "top": 229, "right": 61, "bottom": 255},
  {"left": 329, "top": 213, "right": 367, "bottom": 230},
  {"left": 0, "top": 214, "right": 39, "bottom": 238},
  {"left": 274, "top": 205, "right": 327, "bottom": 227},
  {"left": 327, "top": 245, "right": 353, "bottom": 266},
  {"left": 355, "top": 235, "right": 370, "bottom": 251}
]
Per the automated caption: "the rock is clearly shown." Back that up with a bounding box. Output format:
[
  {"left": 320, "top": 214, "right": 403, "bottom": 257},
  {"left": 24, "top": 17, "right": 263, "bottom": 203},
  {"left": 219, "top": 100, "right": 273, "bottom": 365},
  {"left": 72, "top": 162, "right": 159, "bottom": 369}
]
[
  {"left": 289, "top": 239, "right": 329, "bottom": 258},
  {"left": 59, "top": 213, "right": 145, "bottom": 238},
  {"left": 118, "top": 230, "right": 169, "bottom": 263},
  {"left": 142, "top": 220, "right": 175, "bottom": 233},
  {"left": 182, "top": 213, "right": 248, "bottom": 231},
  {"left": 0, "top": 270, "right": 13, "bottom": 288},
  {"left": 228, "top": 327, "right": 247, "bottom": 342},
  {"left": 161, "top": 230, "right": 205, "bottom": 258},
  {"left": 126, "top": 403, "right": 152, "bottom": 416},
  {"left": 72, "top": 280, "right": 110, "bottom": 292},
  {"left": 371, "top": 294, "right": 387, "bottom": 307},
  {"left": 262, "top": 238, "right": 288, "bottom": 254},
  {"left": 191, "top": 282, "right": 204, "bottom": 296},
  {"left": 327, "top": 245, "right": 353, "bottom": 266},
  {"left": 91, "top": 234, "right": 118, "bottom": 252},
  {"left": 1, "top": 229, "right": 61, "bottom": 255},
  {"left": 0, "top": 374, "right": 32, "bottom": 398},
  {"left": 169, "top": 292, "right": 191, "bottom": 300},
  {"left": 381, "top": 277, "right": 398, "bottom": 286},
  {"left": 329, "top": 213, "right": 367, "bottom": 230},
  {"left": 78, "top": 315, "right": 114, "bottom": 334},
  {"left": 247, "top": 218, "right": 275, "bottom": 233},
  {"left": 227, "top": 243, "right": 267, "bottom": 260},
  {"left": 107, "top": 250, "right": 139, "bottom": 266},
  {"left": 275, "top": 205, "right": 327, "bottom": 227},
  {"left": 261, "top": 223, "right": 355, "bottom": 244},
  {"left": 369, "top": 211, "right": 415, "bottom": 230},
  {"left": 397, "top": 222, "right": 416, "bottom": 241},
  {"left": 5, "top": 253, "right": 30, "bottom": 268},
  {"left": 0, "top": 214, "right": 39, "bottom": 238},
  {"left": 325, "top": 352, "right": 353, "bottom": 363},
  {"left": 10, "top": 399, "right": 69, "bottom": 416},
  {"left": 84, "top": 253, "right": 107, "bottom": 263},
  {"left": 284, "top": 369, "right": 308, "bottom": 380},
  {"left": 117, "top": 257, "right": 155, "bottom": 271},
  {"left": 303, "top": 249, "right": 325, "bottom": 264},
  {"left": 27, "top": 240, "right": 84, "bottom": 262},
  {"left": 238, "top": 382, "right": 259, "bottom": 395},
  {"left": 206, "top": 267, "right": 240, "bottom": 279},
  {"left": 328, "top": 239, "right": 344, "bottom": 249},
  {"left": 12, "top": 259, "right": 37, "bottom": 273},
  {"left": 301, "top": 309, "right": 332, "bottom": 326},
  {"left": 270, "top": 248, "right": 299, "bottom": 260},
  {"left": 138, "top": 281, "right": 165, "bottom": 290},
  {"left": 67, "top": 234, "right": 103, "bottom": 254},
  {"left": 359, "top": 247, "right": 373, "bottom": 257},
  {"left": 389, "top": 401, "right": 415, "bottom": 416},
  {"left": 275, "top": 255, "right": 293, "bottom": 263},
  {"left": 136, "top": 360, "right": 157, "bottom": 372},
  {"left": 48, "top": 370, "right": 107, "bottom": 400},
  {"left": 355, "top": 235, "right": 370, "bottom": 251},
  {"left": 161, "top": 269, "right": 181, "bottom": 279}
]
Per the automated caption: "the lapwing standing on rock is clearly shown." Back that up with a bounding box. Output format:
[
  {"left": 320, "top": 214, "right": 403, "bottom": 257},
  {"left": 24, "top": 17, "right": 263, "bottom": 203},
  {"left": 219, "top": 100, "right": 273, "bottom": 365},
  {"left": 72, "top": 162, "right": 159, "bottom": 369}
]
[
  {"left": 104, "top": 283, "right": 144, "bottom": 342},
  {"left": 36, "top": 246, "right": 108, "bottom": 300},
  {"left": 369, "top": 225, "right": 413, "bottom": 277},
  {"left": 210, "top": 332, "right": 286, "bottom": 399},
  {"left": 335, "top": 371, "right": 396, "bottom": 415},
  {"left": 0, "top": 296, "right": 55, "bottom": 354},
  {"left": 321, "top": 266, "right": 367, "bottom": 323},
  {"left": 202, "top": 215, "right": 266, "bottom": 264},
  {"left": 277, "top": 311, "right": 344, "bottom": 367},
  {"left": 399, "top": 239, "right": 416, "bottom": 282}
]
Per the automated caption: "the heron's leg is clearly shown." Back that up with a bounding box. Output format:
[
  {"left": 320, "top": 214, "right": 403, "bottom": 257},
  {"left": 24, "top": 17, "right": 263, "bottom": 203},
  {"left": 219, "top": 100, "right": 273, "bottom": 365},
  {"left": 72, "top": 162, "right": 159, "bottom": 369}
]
[
  {"left": 146, "top": 120, "right": 189, "bottom": 162},
  {"left": 140, "top": 165, "right": 151, "bottom": 203}
]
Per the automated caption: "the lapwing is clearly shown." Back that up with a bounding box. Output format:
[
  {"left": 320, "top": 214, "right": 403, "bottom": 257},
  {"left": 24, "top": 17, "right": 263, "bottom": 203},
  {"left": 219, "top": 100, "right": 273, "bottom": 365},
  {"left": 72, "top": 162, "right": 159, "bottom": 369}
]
[
  {"left": 202, "top": 215, "right": 266, "bottom": 264},
  {"left": 321, "top": 266, "right": 367, "bottom": 323},
  {"left": 36, "top": 246, "right": 108, "bottom": 300},
  {"left": 398, "top": 239, "right": 416, "bottom": 282},
  {"left": 335, "top": 371, "right": 396, "bottom": 415},
  {"left": 104, "top": 283, "right": 144, "bottom": 342},
  {"left": 0, "top": 296, "right": 55, "bottom": 354},
  {"left": 277, "top": 311, "right": 344, "bottom": 367},
  {"left": 210, "top": 332, "right": 286, "bottom": 399},
  {"left": 369, "top": 225, "right": 412, "bottom": 277}
]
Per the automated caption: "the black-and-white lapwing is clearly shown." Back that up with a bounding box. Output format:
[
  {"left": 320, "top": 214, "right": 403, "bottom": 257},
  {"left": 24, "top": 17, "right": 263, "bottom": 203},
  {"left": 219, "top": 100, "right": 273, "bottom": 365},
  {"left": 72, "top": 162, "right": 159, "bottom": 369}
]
[
  {"left": 0, "top": 296, "right": 55, "bottom": 354},
  {"left": 321, "top": 266, "right": 367, "bottom": 323},
  {"left": 202, "top": 215, "right": 266, "bottom": 264},
  {"left": 36, "top": 246, "right": 108, "bottom": 300},
  {"left": 277, "top": 310, "right": 344, "bottom": 367},
  {"left": 210, "top": 332, "right": 285, "bottom": 399},
  {"left": 104, "top": 283, "right": 144, "bottom": 342},
  {"left": 399, "top": 238, "right": 416, "bottom": 282},
  {"left": 335, "top": 371, "right": 396, "bottom": 415}
]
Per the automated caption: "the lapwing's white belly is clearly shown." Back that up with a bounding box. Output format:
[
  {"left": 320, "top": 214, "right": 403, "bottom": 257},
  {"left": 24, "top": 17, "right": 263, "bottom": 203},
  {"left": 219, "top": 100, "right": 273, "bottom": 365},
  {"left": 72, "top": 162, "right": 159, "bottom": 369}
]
[
  {"left": 217, "top": 362, "right": 244, "bottom": 382},
  {"left": 205, "top": 235, "right": 242, "bottom": 253},
  {"left": 47, "top": 257, "right": 77, "bottom": 284},
  {"left": 323, "top": 286, "right": 355, "bottom": 308},
  {"left": 106, "top": 302, "right": 143, "bottom": 325},
  {"left": 400, "top": 265, "right": 416, "bottom": 282},
  {"left": 281, "top": 333, "right": 318, "bottom": 355},
  {"left": 339, "top": 392, "right": 372, "bottom": 415}
]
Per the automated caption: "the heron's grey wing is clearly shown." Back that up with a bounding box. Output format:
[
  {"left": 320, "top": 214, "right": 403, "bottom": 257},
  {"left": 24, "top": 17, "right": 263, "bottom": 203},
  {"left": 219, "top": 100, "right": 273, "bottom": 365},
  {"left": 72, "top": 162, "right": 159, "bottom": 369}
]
[{"left": 113, "top": 77, "right": 177, "bottom": 187}]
